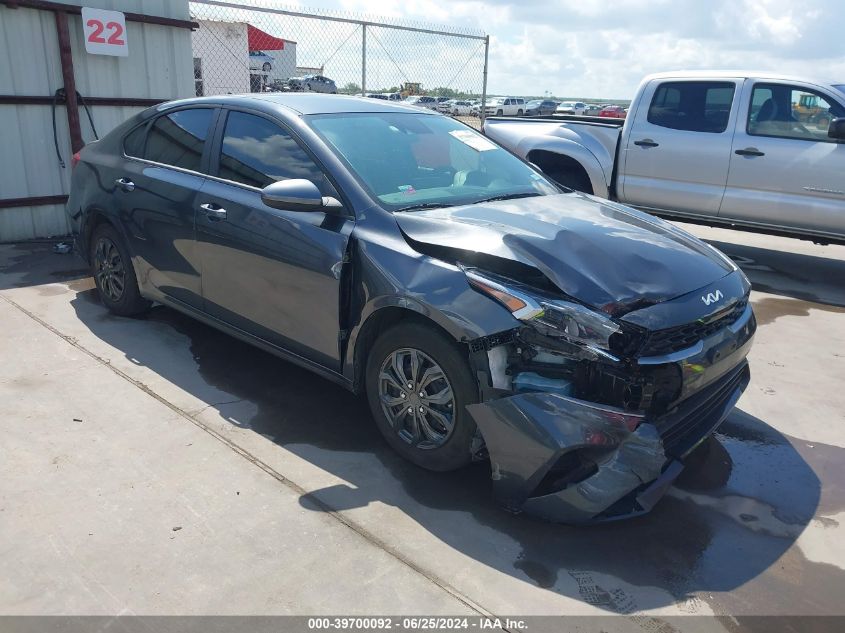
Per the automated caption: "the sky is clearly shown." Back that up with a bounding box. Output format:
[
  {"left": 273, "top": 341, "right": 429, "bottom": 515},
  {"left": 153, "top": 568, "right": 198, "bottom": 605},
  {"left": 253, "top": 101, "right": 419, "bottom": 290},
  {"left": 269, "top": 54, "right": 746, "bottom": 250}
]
[{"left": 299, "top": 0, "right": 845, "bottom": 99}]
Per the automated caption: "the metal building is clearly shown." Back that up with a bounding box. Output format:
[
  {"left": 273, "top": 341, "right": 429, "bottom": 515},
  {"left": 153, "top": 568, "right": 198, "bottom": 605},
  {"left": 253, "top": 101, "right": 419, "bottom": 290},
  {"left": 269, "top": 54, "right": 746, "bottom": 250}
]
[{"left": 0, "top": 0, "right": 195, "bottom": 242}]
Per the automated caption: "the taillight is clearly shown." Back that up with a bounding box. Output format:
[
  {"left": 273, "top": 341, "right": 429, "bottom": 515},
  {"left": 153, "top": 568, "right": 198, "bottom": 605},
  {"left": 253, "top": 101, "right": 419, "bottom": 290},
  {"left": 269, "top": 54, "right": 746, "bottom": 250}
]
[{"left": 71, "top": 152, "right": 81, "bottom": 169}]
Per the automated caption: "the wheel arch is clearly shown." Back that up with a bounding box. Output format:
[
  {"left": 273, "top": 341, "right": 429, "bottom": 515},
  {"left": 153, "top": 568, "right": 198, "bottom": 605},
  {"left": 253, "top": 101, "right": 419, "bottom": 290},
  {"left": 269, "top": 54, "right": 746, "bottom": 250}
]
[
  {"left": 80, "top": 208, "right": 123, "bottom": 264},
  {"left": 349, "top": 304, "right": 467, "bottom": 394},
  {"left": 518, "top": 136, "right": 610, "bottom": 197}
]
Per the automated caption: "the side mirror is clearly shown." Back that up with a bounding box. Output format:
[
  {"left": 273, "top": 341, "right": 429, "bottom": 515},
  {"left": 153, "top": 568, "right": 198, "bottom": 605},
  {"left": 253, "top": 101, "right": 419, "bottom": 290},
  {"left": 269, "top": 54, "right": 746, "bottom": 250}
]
[
  {"left": 261, "top": 179, "right": 340, "bottom": 212},
  {"left": 828, "top": 117, "right": 845, "bottom": 141}
]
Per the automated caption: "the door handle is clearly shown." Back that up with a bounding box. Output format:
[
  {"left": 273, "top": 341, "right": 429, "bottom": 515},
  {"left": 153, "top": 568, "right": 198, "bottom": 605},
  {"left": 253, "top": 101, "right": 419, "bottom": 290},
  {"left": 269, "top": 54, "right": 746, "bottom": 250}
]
[
  {"left": 115, "top": 178, "right": 135, "bottom": 192},
  {"left": 199, "top": 203, "right": 227, "bottom": 221},
  {"left": 634, "top": 139, "right": 659, "bottom": 148},
  {"left": 735, "top": 148, "right": 765, "bottom": 157}
]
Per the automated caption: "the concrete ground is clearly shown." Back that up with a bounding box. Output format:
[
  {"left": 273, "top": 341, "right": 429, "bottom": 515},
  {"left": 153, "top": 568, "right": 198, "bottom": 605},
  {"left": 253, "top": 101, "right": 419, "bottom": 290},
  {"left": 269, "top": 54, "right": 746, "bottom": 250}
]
[{"left": 1, "top": 223, "right": 844, "bottom": 628}]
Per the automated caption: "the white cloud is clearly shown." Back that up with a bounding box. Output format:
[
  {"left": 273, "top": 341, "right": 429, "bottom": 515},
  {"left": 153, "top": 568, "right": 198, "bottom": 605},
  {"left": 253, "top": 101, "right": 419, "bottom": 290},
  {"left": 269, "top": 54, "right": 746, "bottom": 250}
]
[{"left": 315, "top": 0, "right": 845, "bottom": 98}]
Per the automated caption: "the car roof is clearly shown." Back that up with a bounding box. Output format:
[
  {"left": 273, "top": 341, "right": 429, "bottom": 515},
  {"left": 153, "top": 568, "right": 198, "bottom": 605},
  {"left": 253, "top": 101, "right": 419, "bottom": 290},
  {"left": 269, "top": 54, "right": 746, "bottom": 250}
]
[
  {"left": 643, "top": 70, "right": 839, "bottom": 87},
  {"left": 156, "top": 93, "right": 436, "bottom": 116}
]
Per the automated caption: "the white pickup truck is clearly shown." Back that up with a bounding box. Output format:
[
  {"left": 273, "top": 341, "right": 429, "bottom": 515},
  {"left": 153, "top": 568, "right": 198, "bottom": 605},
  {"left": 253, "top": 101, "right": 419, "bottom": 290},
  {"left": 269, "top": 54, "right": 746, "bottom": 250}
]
[{"left": 484, "top": 71, "right": 845, "bottom": 243}]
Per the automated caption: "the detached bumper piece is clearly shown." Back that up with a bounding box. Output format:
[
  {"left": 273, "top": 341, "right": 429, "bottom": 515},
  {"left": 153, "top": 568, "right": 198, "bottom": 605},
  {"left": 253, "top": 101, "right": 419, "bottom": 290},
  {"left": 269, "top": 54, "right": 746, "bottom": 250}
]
[{"left": 467, "top": 361, "right": 750, "bottom": 524}]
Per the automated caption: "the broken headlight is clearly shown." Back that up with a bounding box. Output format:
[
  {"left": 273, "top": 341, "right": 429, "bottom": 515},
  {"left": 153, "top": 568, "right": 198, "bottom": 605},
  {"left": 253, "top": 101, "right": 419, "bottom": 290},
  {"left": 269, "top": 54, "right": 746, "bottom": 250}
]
[{"left": 464, "top": 267, "right": 624, "bottom": 360}]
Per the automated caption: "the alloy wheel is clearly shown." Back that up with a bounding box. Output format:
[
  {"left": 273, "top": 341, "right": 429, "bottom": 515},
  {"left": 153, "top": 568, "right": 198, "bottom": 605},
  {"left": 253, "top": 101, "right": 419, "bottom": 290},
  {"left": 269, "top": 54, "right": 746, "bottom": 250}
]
[
  {"left": 93, "top": 237, "right": 125, "bottom": 303},
  {"left": 378, "top": 348, "right": 456, "bottom": 449}
]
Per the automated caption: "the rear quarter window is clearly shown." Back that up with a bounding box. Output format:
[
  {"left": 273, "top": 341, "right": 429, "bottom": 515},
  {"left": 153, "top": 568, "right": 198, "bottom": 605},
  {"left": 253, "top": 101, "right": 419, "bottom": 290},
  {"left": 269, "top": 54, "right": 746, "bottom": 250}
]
[
  {"left": 123, "top": 123, "right": 147, "bottom": 157},
  {"left": 144, "top": 108, "right": 214, "bottom": 172}
]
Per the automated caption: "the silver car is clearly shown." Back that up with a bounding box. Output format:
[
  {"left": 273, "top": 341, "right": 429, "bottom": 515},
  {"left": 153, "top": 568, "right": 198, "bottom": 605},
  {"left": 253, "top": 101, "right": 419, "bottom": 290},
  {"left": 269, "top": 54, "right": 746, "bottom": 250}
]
[{"left": 300, "top": 75, "right": 337, "bottom": 94}]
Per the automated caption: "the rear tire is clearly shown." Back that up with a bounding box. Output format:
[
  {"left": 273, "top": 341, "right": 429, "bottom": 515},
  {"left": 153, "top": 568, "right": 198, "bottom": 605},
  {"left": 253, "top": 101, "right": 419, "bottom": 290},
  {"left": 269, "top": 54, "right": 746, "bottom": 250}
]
[
  {"left": 89, "top": 223, "right": 151, "bottom": 317},
  {"left": 365, "top": 322, "right": 479, "bottom": 471}
]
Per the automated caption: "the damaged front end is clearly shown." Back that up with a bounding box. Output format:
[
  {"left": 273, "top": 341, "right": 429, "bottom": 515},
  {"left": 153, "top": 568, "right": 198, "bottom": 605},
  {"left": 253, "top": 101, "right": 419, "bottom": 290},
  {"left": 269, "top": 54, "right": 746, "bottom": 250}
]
[{"left": 462, "top": 267, "right": 755, "bottom": 524}]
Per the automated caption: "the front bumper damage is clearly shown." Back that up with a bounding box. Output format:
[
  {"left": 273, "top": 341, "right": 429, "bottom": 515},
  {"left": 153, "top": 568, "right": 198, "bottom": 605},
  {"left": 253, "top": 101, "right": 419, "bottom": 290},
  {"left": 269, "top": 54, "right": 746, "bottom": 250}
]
[
  {"left": 468, "top": 362, "right": 749, "bottom": 523},
  {"left": 467, "top": 292, "right": 755, "bottom": 524}
]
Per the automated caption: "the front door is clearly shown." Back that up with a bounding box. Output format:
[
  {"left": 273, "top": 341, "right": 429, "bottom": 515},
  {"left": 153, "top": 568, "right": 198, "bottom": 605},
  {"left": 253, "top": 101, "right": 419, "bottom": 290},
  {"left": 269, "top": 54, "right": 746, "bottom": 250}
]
[
  {"left": 195, "top": 109, "right": 353, "bottom": 371},
  {"left": 619, "top": 79, "right": 739, "bottom": 217},
  {"left": 719, "top": 81, "right": 845, "bottom": 237}
]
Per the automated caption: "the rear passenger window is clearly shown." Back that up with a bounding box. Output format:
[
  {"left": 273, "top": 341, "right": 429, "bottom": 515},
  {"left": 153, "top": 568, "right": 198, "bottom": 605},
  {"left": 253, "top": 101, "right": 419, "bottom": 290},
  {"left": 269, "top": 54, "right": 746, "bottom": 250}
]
[
  {"left": 218, "top": 111, "right": 331, "bottom": 192},
  {"left": 647, "top": 81, "right": 735, "bottom": 133},
  {"left": 144, "top": 108, "right": 213, "bottom": 172}
]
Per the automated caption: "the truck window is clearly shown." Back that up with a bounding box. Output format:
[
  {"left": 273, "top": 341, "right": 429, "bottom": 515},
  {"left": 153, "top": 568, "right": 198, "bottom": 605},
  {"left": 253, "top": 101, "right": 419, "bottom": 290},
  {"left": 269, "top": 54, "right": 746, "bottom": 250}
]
[
  {"left": 747, "top": 83, "right": 845, "bottom": 142},
  {"left": 647, "top": 81, "right": 735, "bottom": 133}
]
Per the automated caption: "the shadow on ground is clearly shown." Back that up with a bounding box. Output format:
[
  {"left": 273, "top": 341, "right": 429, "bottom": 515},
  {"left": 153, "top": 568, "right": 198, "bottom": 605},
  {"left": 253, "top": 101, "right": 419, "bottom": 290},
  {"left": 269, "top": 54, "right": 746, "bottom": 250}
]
[
  {"left": 6, "top": 241, "right": 845, "bottom": 617},
  {"left": 706, "top": 239, "right": 845, "bottom": 308}
]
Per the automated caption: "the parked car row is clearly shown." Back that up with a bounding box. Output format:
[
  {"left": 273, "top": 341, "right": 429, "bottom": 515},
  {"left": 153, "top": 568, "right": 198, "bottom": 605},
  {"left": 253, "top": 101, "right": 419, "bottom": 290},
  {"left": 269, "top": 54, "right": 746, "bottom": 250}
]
[{"left": 401, "top": 96, "right": 483, "bottom": 116}]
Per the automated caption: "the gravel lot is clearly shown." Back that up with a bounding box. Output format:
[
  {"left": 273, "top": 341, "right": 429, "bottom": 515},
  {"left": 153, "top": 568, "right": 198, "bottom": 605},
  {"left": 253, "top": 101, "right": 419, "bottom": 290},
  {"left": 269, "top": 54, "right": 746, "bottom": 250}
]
[{"left": 1, "top": 222, "right": 844, "bottom": 628}]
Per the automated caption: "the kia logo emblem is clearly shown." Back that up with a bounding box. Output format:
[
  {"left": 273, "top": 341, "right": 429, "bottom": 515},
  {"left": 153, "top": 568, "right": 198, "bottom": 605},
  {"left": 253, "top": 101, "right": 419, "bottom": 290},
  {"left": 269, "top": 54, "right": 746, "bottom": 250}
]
[{"left": 701, "top": 290, "right": 724, "bottom": 306}]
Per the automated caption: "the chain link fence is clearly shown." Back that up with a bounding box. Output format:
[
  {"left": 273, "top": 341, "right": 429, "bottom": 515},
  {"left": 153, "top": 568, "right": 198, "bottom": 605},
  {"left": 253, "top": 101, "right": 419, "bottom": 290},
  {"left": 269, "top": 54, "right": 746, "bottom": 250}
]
[{"left": 188, "top": 0, "right": 489, "bottom": 128}]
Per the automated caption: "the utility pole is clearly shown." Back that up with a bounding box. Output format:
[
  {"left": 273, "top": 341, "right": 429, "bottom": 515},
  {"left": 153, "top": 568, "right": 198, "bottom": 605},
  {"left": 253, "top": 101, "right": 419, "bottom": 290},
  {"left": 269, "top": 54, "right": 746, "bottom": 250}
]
[
  {"left": 480, "top": 34, "right": 489, "bottom": 123},
  {"left": 361, "top": 24, "right": 367, "bottom": 95}
]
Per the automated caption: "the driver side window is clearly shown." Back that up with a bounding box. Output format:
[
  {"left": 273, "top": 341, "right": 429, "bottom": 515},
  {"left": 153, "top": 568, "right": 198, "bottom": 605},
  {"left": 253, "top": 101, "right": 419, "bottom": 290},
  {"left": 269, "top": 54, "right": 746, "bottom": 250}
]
[
  {"left": 217, "top": 111, "right": 335, "bottom": 195},
  {"left": 748, "top": 83, "right": 844, "bottom": 142}
]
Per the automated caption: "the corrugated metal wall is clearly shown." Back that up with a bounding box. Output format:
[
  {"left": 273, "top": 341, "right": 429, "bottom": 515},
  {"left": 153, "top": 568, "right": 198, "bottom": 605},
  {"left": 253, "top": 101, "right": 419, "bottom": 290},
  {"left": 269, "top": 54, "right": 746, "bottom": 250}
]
[{"left": 0, "top": 0, "right": 194, "bottom": 242}]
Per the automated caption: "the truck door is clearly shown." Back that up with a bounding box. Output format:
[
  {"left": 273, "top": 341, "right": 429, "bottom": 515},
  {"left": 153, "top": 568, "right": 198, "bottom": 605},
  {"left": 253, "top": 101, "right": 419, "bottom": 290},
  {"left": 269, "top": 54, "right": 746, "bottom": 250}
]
[
  {"left": 619, "top": 79, "right": 739, "bottom": 217},
  {"left": 719, "top": 80, "right": 845, "bottom": 237}
]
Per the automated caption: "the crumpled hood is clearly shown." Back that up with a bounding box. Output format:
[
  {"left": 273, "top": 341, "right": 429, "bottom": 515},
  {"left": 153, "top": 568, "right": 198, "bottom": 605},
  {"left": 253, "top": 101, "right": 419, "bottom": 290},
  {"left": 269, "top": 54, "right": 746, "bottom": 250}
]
[{"left": 394, "top": 193, "right": 734, "bottom": 315}]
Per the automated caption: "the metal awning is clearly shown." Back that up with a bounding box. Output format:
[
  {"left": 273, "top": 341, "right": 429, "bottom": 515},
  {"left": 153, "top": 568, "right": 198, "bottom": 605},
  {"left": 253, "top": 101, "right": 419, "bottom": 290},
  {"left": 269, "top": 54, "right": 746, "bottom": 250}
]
[{"left": 247, "top": 24, "right": 287, "bottom": 50}]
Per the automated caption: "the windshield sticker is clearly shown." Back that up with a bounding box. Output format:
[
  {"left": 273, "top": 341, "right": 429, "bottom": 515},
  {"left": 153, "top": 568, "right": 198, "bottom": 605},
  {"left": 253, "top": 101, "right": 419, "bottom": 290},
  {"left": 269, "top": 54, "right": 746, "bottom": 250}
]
[
  {"left": 449, "top": 129, "right": 497, "bottom": 152},
  {"left": 398, "top": 185, "right": 417, "bottom": 195}
]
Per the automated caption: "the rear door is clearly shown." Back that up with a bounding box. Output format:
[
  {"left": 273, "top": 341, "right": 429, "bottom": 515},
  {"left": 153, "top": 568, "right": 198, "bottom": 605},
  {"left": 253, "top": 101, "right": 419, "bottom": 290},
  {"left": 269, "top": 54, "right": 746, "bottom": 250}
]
[
  {"left": 195, "top": 108, "right": 353, "bottom": 371},
  {"left": 619, "top": 79, "right": 740, "bottom": 216},
  {"left": 719, "top": 80, "right": 845, "bottom": 237},
  {"left": 117, "top": 106, "right": 216, "bottom": 308}
]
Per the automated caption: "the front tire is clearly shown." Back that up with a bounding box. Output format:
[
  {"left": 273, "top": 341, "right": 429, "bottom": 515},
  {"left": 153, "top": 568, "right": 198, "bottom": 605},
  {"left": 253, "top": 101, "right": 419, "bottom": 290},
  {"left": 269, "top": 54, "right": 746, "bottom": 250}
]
[
  {"left": 262, "top": 62, "right": 271, "bottom": 72},
  {"left": 365, "top": 322, "right": 479, "bottom": 471},
  {"left": 90, "top": 223, "right": 150, "bottom": 316}
]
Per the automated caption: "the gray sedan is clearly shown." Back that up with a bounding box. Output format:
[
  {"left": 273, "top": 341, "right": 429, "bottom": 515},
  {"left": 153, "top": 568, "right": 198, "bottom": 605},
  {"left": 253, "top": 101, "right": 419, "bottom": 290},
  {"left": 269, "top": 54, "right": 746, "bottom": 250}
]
[{"left": 65, "top": 94, "right": 754, "bottom": 523}]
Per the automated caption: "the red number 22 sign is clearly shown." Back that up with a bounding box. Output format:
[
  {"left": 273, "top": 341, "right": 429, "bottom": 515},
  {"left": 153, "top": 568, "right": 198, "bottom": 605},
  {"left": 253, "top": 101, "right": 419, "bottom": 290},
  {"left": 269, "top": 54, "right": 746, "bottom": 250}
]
[{"left": 81, "top": 7, "right": 128, "bottom": 57}]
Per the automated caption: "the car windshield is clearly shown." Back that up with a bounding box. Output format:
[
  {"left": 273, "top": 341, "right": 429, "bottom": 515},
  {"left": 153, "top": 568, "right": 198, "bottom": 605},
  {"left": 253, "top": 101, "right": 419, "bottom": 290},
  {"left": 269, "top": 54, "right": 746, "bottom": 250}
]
[{"left": 307, "top": 112, "right": 559, "bottom": 210}]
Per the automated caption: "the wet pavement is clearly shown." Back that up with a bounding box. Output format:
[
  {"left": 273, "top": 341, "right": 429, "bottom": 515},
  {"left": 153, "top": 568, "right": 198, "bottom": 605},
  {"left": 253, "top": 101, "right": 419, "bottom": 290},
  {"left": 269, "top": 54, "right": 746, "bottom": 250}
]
[{"left": 2, "top": 223, "right": 844, "bottom": 626}]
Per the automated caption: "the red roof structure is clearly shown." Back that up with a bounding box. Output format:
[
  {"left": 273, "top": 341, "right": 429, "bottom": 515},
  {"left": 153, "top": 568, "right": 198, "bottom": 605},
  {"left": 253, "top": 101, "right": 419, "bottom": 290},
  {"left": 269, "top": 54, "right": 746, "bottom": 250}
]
[{"left": 247, "top": 24, "right": 288, "bottom": 51}]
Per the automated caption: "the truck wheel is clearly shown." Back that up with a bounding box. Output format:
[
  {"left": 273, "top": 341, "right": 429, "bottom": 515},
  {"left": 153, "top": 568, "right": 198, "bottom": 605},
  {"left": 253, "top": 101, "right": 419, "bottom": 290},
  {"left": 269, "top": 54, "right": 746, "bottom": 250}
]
[
  {"left": 262, "top": 62, "right": 271, "bottom": 72},
  {"left": 365, "top": 322, "right": 479, "bottom": 471},
  {"left": 496, "top": 109, "right": 503, "bottom": 116},
  {"left": 90, "top": 223, "right": 151, "bottom": 317},
  {"left": 517, "top": 109, "right": 523, "bottom": 116}
]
